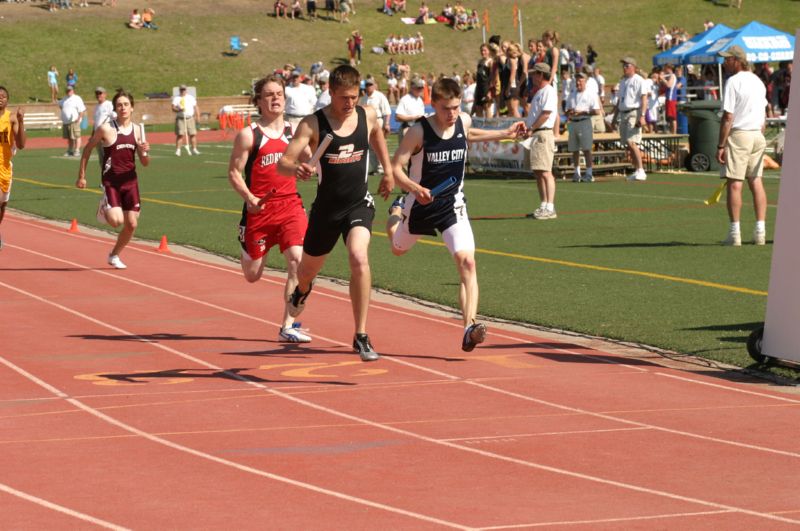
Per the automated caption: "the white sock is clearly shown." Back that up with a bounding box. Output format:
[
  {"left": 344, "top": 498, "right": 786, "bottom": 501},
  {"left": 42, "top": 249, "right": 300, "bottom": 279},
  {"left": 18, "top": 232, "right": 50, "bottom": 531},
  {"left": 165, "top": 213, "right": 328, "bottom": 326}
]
[
  {"left": 730, "top": 221, "right": 741, "bottom": 233},
  {"left": 540, "top": 201, "right": 547, "bottom": 209},
  {"left": 755, "top": 221, "right": 766, "bottom": 233},
  {"left": 546, "top": 202, "right": 555, "bottom": 211}
]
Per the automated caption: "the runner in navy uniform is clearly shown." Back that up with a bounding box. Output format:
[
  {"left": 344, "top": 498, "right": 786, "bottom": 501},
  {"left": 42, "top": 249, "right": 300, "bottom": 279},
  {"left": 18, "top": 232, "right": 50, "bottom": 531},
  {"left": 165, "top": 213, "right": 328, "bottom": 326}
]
[
  {"left": 279, "top": 65, "right": 393, "bottom": 361},
  {"left": 77, "top": 89, "right": 150, "bottom": 269},
  {"left": 388, "top": 78, "right": 523, "bottom": 351}
]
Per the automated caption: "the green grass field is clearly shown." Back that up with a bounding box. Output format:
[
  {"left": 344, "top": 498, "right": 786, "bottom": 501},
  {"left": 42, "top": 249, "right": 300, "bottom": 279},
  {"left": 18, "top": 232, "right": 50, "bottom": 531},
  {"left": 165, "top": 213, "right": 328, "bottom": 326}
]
[
  {"left": 3, "top": 0, "right": 798, "bottom": 103},
  {"left": 9, "top": 142, "right": 787, "bottom": 377}
]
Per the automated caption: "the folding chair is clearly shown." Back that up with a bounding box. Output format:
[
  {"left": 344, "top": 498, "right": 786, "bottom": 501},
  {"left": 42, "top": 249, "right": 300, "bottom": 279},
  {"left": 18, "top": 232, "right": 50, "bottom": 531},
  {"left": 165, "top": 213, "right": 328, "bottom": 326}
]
[{"left": 230, "top": 35, "right": 243, "bottom": 55}]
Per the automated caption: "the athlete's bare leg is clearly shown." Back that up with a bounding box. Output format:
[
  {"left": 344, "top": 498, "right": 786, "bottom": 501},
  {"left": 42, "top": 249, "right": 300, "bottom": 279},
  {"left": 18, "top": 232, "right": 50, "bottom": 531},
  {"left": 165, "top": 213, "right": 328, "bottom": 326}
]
[
  {"left": 454, "top": 249, "right": 478, "bottom": 327},
  {"left": 109, "top": 210, "right": 138, "bottom": 257},
  {"left": 385, "top": 206, "right": 407, "bottom": 257},
  {"left": 281, "top": 245, "right": 303, "bottom": 328},
  {"left": 345, "top": 226, "right": 372, "bottom": 335}
]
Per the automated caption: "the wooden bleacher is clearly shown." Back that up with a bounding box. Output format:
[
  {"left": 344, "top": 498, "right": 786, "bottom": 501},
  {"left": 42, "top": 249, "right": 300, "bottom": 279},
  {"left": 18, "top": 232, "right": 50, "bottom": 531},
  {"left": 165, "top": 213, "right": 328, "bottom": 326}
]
[
  {"left": 552, "top": 133, "right": 687, "bottom": 178},
  {"left": 25, "top": 112, "right": 62, "bottom": 130}
]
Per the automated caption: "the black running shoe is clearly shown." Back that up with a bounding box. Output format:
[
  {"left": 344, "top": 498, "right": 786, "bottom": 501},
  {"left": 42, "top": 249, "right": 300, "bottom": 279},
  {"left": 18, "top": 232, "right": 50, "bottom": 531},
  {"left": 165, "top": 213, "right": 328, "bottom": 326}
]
[
  {"left": 287, "top": 282, "right": 313, "bottom": 318},
  {"left": 461, "top": 322, "right": 487, "bottom": 352},
  {"left": 353, "top": 333, "right": 379, "bottom": 362},
  {"left": 388, "top": 194, "right": 405, "bottom": 215}
]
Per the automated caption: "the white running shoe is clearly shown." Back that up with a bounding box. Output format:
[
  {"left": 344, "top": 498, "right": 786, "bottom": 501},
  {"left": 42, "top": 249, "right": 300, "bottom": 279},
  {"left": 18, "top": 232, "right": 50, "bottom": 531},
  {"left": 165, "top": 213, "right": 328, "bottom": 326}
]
[
  {"left": 724, "top": 231, "right": 742, "bottom": 247},
  {"left": 192, "top": 148, "right": 201, "bottom": 155},
  {"left": 175, "top": 148, "right": 181, "bottom": 156},
  {"left": 278, "top": 323, "right": 312, "bottom": 343},
  {"left": 753, "top": 230, "right": 766, "bottom": 246},
  {"left": 185, "top": 145, "right": 192, "bottom": 156},
  {"left": 108, "top": 254, "right": 127, "bottom": 269}
]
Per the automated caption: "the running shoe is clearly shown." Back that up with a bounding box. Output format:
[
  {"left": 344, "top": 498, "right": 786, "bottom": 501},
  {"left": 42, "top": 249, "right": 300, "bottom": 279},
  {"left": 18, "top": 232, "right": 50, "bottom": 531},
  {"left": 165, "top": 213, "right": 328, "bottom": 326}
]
[
  {"left": 353, "top": 333, "right": 379, "bottom": 362},
  {"left": 388, "top": 194, "right": 405, "bottom": 215},
  {"left": 175, "top": 148, "right": 181, "bottom": 157},
  {"left": 192, "top": 148, "right": 201, "bottom": 155},
  {"left": 108, "top": 254, "right": 127, "bottom": 269},
  {"left": 753, "top": 230, "right": 766, "bottom": 246},
  {"left": 572, "top": 171, "right": 581, "bottom": 182},
  {"left": 534, "top": 208, "right": 556, "bottom": 220},
  {"left": 526, "top": 207, "right": 546, "bottom": 219},
  {"left": 461, "top": 322, "right": 487, "bottom": 352},
  {"left": 279, "top": 323, "right": 312, "bottom": 343},
  {"left": 185, "top": 145, "right": 192, "bottom": 156},
  {"left": 582, "top": 169, "right": 594, "bottom": 183},
  {"left": 723, "top": 231, "right": 742, "bottom": 247},
  {"left": 287, "top": 282, "right": 313, "bottom": 317}
]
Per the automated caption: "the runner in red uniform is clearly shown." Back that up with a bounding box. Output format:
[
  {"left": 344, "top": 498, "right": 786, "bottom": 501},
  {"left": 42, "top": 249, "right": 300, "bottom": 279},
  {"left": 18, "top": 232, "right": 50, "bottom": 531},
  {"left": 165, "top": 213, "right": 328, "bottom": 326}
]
[
  {"left": 77, "top": 89, "right": 150, "bottom": 269},
  {"left": 228, "top": 74, "right": 313, "bottom": 343}
]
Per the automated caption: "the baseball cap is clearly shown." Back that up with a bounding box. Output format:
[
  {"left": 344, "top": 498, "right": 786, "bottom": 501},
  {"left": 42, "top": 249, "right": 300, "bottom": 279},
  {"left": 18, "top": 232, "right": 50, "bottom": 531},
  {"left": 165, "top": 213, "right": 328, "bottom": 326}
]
[
  {"left": 719, "top": 45, "right": 747, "bottom": 62},
  {"left": 620, "top": 56, "right": 637, "bottom": 67},
  {"left": 95, "top": 86, "right": 106, "bottom": 94},
  {"left": 365, "top": 77, "right": 376, "bottom": 86},
  {"left": 291, "top": 69, "right": 302, "bottom": 77},
  {"left": 575, "top": 71, "right": 587, "bottom": 79},
  {"left": 179, "top": 84, "right": 187, "bottom": 90},
  {"left": 66, "top": 85, "right": 75, "bottom": 92},
  {"left": 531, "top": 62, "right": 550, "bottom": 75},
  {"left": 410, "top": 77, "right": 425, "bottom": 89}
]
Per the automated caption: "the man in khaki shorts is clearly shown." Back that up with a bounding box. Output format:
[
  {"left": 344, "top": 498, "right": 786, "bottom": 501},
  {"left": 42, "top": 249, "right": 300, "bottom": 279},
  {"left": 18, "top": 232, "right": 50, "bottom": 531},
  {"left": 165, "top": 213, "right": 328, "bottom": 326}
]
[
  {"left": 524, "top": 62, "right": 558, "bottom": 219},
  {"left": 613, "top": 56, "right": 648, "bottom": 181},
  {"left": 716, "top": 45, "right": 768, "bottom": 246},
  {"left": 566, "top": 71, "right": 601, "bottom": 182}
]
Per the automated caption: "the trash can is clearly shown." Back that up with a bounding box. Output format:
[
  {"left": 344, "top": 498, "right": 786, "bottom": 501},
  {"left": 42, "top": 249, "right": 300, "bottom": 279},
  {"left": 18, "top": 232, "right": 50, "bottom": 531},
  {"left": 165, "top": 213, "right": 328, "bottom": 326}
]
[{"left": 679, "top": 99, "right": 722, "bottom": 172}]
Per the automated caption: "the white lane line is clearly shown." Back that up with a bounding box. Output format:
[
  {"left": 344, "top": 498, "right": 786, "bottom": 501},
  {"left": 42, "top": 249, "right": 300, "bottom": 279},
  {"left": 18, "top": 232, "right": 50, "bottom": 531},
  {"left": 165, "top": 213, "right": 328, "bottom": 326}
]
[
  {"left": 0, "top": 482, "right": 129, "bottom": 530},
  {"left": 2, "top": 271, "right": 800, "bottom": 525},
  {"left": 656, "top": 372, "right": 800, "bottom": 404},
  {"left": 443, "top": 427, "right": 651, "bottom": 442},
  {"left": 0, "top": 345, "right": 471, "bottom": 530},
  {"left": 477, "top": 509, "right": 735, "bottom": 529}
]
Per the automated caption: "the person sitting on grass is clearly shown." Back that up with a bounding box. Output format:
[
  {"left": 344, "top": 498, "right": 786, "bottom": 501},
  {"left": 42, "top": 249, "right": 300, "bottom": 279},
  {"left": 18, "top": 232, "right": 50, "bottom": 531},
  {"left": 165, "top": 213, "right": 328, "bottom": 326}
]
[
  {"left": 127, "top": 9, "right": 143, "bottom": 29},
  {"left": 274, "top": 0, "right": 288, "bottom": 18},
  {"left": 142, "top": 8, "right": 158, "bottom": 30}
]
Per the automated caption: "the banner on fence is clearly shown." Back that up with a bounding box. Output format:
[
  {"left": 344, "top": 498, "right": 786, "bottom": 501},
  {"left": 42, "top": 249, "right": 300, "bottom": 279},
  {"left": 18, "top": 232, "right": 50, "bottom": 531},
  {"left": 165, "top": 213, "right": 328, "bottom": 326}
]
[{"left": 467, "top": 117, "right": 528, "bottom": 173}]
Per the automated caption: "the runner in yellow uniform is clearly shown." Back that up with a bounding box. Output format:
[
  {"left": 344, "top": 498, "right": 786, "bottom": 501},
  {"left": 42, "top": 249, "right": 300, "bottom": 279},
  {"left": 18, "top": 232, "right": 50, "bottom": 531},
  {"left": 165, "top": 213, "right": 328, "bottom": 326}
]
[{"left": 0, "top": 86, "right": 27, "bottom": 250}]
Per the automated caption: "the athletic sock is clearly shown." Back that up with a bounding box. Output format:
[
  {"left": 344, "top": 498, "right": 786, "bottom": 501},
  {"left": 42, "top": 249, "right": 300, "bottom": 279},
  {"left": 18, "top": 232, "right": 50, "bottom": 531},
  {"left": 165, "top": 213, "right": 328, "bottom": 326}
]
[
  {"left": 730, "top": 221, "right": 741, "bottom": 233},
  {"left": 755, "top": 220, "right": 766, "bottom": 233},
  {"left": 546, "top": 202, "right": 554, "bottom": 211}
]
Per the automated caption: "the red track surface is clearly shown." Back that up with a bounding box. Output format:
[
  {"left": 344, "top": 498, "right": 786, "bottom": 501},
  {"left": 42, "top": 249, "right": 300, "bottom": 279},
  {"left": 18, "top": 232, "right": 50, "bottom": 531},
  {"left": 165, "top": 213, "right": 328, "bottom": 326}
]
[{"left": 2, "top": 215, "right": 800, "bottom": 530}]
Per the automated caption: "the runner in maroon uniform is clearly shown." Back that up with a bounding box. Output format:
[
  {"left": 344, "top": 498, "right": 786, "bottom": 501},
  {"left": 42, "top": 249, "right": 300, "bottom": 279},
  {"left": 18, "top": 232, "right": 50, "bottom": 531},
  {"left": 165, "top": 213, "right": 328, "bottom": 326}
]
[
  {"left": 77, "top": 89, "right": 150, "bottom": 269},
  {"left": 228, "top": 75, "right": 313, "bottom": 343},
  {"left": 279, "top": 65, "right": 394, "bottom": 361}
]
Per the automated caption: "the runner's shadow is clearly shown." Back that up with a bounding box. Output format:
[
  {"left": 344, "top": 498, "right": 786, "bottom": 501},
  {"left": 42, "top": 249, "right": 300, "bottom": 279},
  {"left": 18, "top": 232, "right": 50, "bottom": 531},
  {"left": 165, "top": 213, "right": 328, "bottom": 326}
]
[
  {"left": 222, "top": 344, "right": 349, "bottom": 357},
  {"left": 383, "top": 353, "right": 466, "bottom": 362},
  {"left": 0, "top": 267, "right": 86, "bottom": 272},
  {"left": 522, "top": 348, "right": 659, "bottom": 366},
  {"left": 93, "top": 368, "right": 354, "bottom": 386},
  {"left": 69, "top": 333, "right": 264, "bottom": 343}
]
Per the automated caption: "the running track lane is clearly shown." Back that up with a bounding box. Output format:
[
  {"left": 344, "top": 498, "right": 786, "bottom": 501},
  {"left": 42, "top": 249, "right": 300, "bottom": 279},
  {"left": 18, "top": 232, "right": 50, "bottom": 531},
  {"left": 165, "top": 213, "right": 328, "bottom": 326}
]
[{"left": 1, "top": 215, "right": 800, "bottom": 529}]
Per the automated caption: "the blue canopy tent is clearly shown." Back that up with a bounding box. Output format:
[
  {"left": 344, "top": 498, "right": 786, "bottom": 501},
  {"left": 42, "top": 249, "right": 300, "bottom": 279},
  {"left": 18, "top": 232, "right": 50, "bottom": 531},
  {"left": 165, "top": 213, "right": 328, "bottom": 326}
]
[
  {"left": 652, "top": 23, "right": 733, "bottom": 66},
  {"left": 686, "top": 21, "right": 795, "bottom": 64}
]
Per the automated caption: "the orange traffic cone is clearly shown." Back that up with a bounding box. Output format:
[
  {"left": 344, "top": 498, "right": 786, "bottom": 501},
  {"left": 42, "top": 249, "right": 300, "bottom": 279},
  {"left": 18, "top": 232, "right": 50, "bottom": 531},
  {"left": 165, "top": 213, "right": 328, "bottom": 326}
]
[
  {"left": 68, "top": 219, "right": 79, "bottom": 233},
  {"left": 157, "top": 235, "right": 170, "bottom": 253}
]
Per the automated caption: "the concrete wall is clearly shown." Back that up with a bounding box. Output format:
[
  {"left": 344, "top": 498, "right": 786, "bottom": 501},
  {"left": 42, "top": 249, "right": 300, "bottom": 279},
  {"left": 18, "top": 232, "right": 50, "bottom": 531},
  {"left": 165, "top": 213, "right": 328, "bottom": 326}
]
[{"left": 23, "top": 95, "right": 252, "bottom": 127}]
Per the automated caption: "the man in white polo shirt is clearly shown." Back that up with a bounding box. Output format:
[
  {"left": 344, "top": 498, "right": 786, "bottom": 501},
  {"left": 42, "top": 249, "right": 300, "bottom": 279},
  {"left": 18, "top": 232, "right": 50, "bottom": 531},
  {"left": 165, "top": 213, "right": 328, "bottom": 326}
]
[
  {"left": 59, "top": 85, "right": 86, "bottom": 157},
  {"left": 613, "top": 56, "right": 648, "bottom": 181},
  {"left": 566, "top": 71, "right": 601, "bottom": 183},
  {"left": 524, "top": 62, "right": 558, "bottom": 219},
  {"left": 716, "top": 45, "right": 768, "bottom": 246},
  {"left": 284, "top": 69, "right": 317, "bottom": 129},
  {"left": 359, "top": 76, "right": 391, "bottom": 174}
]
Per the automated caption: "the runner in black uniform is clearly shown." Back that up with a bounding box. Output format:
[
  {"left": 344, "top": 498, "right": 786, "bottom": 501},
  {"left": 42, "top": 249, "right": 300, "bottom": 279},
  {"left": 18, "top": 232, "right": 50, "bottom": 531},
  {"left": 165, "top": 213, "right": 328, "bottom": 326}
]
[
  {"left": 388, "top": 78, "right": 523, "bottom": 351},
  {"left": 279, "top": 65, "right": 393, "bottom": 361}
]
